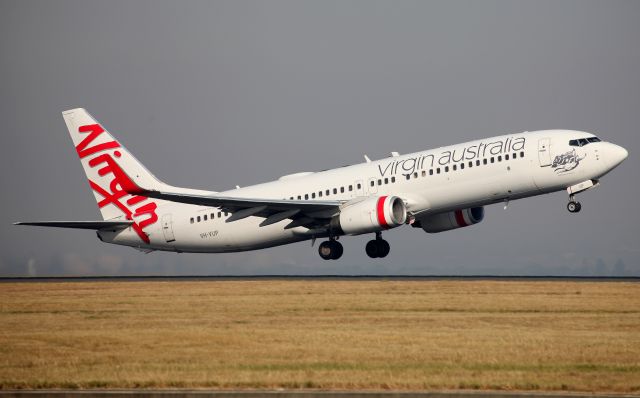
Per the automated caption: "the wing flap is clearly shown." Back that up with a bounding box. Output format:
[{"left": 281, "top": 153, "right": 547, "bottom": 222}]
[{"left": 13, "top": 221, "right": 134, "bottom": 230}]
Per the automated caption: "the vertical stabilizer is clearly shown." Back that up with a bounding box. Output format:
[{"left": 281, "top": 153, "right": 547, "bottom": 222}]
[{"left": 62, "top": 108, "right": 168, "bottom": 242}]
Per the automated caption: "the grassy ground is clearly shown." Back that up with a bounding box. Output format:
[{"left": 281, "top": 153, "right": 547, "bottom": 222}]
[{"left": 0, "top": 280, "right": 639, "bottom": 391}]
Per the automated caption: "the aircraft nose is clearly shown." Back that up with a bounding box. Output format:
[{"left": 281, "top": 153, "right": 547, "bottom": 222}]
[{"left": 608, "top": 143, "right": 628, "bottom": 169}]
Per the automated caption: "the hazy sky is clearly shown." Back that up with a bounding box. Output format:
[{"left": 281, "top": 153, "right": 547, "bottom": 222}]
[{"left": 2, "top": 0, "right": 639, "bottom": 276}]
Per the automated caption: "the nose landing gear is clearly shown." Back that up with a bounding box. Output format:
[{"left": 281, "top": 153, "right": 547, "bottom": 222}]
[
  {"left": 567, "top": 194, "right": 582, "bottom": 213},
  {"left": 318, "top": 239, "right": 343, "bottom": 260},
  {"left": 567, "top": 200, "right": 582, "bottom": 213},
  {"left": 366, "top": 232, "right": 390, "bottom": 258}
]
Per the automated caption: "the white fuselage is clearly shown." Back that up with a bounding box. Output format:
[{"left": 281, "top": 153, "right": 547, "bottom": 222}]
[{"left": 97, "top": 130, "right": 627, "bottom": 253}]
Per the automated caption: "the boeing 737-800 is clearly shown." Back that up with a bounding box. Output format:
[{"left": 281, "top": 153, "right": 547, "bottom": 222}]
[{"left": 15, "top": 108, "right": 628, "bottom": 260}]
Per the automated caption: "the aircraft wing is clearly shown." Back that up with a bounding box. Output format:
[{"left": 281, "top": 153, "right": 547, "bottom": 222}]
[
  {"left": 13, "top": 221, "right": 134, "bottom": 230},
  {"left": 140, "top": 190, "right": 345, "bottom": 228}
]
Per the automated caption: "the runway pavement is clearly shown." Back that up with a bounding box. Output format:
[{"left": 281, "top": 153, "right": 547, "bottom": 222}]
[{"left": 0, "top": 390, "right": 638, "bottom": 398}]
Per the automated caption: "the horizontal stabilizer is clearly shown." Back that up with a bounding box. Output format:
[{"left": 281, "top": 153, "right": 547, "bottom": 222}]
[{"left": 13, "top": 221, "right": 134, "bottom": 230}]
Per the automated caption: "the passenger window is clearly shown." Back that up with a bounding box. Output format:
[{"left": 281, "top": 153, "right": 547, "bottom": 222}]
[
  {"left": 460, "top": 163, "right": 465, "bottom": 169},
  {"left": 218, "top": 212, "right": 222, "bottom": 218},
  {"left": 384, "top": 178, "right": 388, "bottom": 184},
  {"left": 357, "top": 183, "right": 361, "bottom": 189},
  {"left": 505, "top": 154, "right": 509, "bottom": 160},
  {"left": 469, "top": 161, "right": 473, "bottom": 168},
  {"left": 370, "top": 181, "right": 375, "bottom": 187},
  {"left": 224, "top": 212, "right": 228, "bottom": 216},
  {"left": 297, "top": 195, "right": 302, "bottom": 200},
  {"left": 349, "top": 185, "right": 353, "bottom": 191},
  {"left": 333, "top": 188, "right": 337, "bottom": 194},
  {"left": 498, "top": 156, "right": 502, "bottom": 162},
  {"left": 422, "top": 170, "right": 426, "bottom": 177},
  {"left": 453, "top": 164, "right": 457, "bottom": 171},
  {"left": 520, "top": 151, "right": 525, "bottom": 158},
  {"left": 197, "top": 216, "right": 201, "bottom": 222},
  {"left": 437, "top": 168, "right": 441, "bottom": 174},
  {"left": 326, "top": 189, "right": 330, "bottom": 196},
  {"left": 305, "top": 194, "right": 309, "bottom": 200},
  {"left": 211, "top": 213, "right": 215, "bottom": 219},
  {"left": 391, "top": 177, "right": 395, "bottom": 183},
  {"left": 190, "top": 217, "right": 194, "bottom": 224},
  {"left": 429, "top": 169, "right": 434, "bottom": 175},
  {"left": 311, "top": 193, "right": 316, "bottom": 199},
  {"left": 378, "top": 179, "right": 382, "bottom": 185},
  {"left": 483, "top": 159, "right": 488, "bottom": 165},
  {"left": 318, "top": 191, "right": 322, "bottom": 197},
  {"left": 289, "top": 197, "right": 293, "bottom": 200},
  {"left": 405, "top": 174, "right": 410, "bottom": 180},
  {"left": 445, "top": 166, "right": 449, "bottom": 172},
  {"left": 476, "top": 160, "right": 481, "bottom": 166},
  {"left": 203, "top": 214, "right": 207, "bottom": 221},
  {"left": 340, "top": 187, "right": 345, "bottom": 193},
  {"left": 491, "top": 157, "right": 495, "bottom": 163},
  {"left": 413, "top": 172, "right": 418, "bottom": 179}
]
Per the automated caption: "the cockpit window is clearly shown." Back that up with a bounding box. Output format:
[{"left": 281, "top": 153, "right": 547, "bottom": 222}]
[{"left": 569, "top": 137, "right": 600, "bottom": 147}]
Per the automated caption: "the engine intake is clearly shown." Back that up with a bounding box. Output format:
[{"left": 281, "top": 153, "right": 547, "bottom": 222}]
[
  {"left": 335, "top": 196, "right": 407, "bottom": 235},
  {"left": 416, "top": 207, "right": 484, "bottom": 233}
]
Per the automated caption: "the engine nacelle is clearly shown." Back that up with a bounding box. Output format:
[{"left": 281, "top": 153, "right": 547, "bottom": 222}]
[
  {"left": 335, "top": 196, "right": 407, "bottom": 235},
  {"left": 416, "top": 207, "right": 484, "bottom": 233}
]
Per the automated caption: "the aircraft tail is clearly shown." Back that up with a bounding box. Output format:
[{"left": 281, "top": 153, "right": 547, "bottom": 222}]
[{"left": 62, "top": 108, "right": 172, "bottom": 222}]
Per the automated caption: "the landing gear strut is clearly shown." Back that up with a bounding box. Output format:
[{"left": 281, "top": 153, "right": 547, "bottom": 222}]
[
  {"left": 567, "top": 194, "right": 582, "bottom": 213},
  {"left": 318, "top": 238, "right": 343, "bottom": 260},
  {"left": 366, "top": 232, "right": 390, "bottom": 258}
]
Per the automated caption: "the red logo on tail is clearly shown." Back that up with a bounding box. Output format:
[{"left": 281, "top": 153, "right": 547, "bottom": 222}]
[{"left": 77, "top": 124, "right": 158, "bottom": 244}]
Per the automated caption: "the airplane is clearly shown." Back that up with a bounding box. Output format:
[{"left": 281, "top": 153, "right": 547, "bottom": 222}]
[{"left": 15, "top": 108, "right": 628, "bottom": 260}]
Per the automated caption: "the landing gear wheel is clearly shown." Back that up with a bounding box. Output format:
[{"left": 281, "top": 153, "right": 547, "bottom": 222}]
[
  {"left": 319, "top": 240, "right": 343, "bottom": 260},
  {"left": 366, "top": 238, "right": 390, "bottom": 258},
  {"left": 567, "top": 201, "right": 582, "bottom": 213},
  {"left": 319, "top": 241, "right": 333, "bottom": 260},
  {"left": 366, "top": 240, "right": 380, "bottom": 258},
  {"left": 378, "top": 239, "right": 390, "bottom": 258},
  {"left": 331, "top": 241, "right": 343, "bottom": 260}
]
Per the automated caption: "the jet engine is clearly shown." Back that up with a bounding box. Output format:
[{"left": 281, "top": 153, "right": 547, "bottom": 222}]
[
  {"left": 334, "top": 196, "right": 407, "bottom": 235},
  {"left": 415, "top": 207, "right": 484, "bottom": 233}
]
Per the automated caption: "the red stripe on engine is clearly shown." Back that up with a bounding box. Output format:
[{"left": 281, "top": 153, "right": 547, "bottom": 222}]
[
  {"left": 454, "top": 209, "right": 468, "bottom": 227},
  {"left": 377, "top": 196, "right": 389, "bottom": 229}
]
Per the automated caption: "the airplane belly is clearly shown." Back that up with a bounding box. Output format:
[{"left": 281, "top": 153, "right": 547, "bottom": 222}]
[{"left": 228, "top": 218, "right": 307, "bottom": 251}]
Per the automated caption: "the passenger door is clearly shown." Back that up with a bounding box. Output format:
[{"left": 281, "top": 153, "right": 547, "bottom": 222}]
[
  {"left": 538, "top": 138, "right": 552, "bottom": 167},
  {"left": 161, "top": 214, "right": 176, "bottom": 243}
]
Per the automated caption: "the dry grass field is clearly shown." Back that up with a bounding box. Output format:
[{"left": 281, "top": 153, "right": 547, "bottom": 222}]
[{"left": 0, "top": 279, "right": 639, "bottom": 392}]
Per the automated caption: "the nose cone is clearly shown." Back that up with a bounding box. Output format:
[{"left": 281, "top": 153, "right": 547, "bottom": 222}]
[{"left": 608, "top": 144, "right": 628, "bottom": 169}]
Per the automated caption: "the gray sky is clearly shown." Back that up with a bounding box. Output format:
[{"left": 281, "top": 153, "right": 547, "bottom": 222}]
[{"left": 2, "top": 0, "right": 639, "bottom": 276}]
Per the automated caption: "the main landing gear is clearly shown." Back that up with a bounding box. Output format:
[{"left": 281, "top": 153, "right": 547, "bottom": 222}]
[
  {"left": 318, "top": 233, "right": 392, "bottom": 260},
  {"left": 318, "top": 238, "right": 343, "bottom": 260},
  {"left": 567, "top": 194, "right": 582, "bottom": 213},
  {"left": 366, "top": 232, "right": 390, "bottom": 259}
]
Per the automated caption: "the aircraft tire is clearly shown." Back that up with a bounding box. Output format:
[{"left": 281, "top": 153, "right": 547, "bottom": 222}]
[
  {"left": 378, "top": 239, "right": 390, "bottom": 258},
  {"left": 318, "top": 241, "right": 334, "bottom": 260},
  {"left": 366, "top": 240, "right": 379, "bottom": 258},
  {"left": 331, "top": 241, "right": 343, "bottom": 260},
  {"left": 567, "top": 201, "right": 581, "bottom": 213}
]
